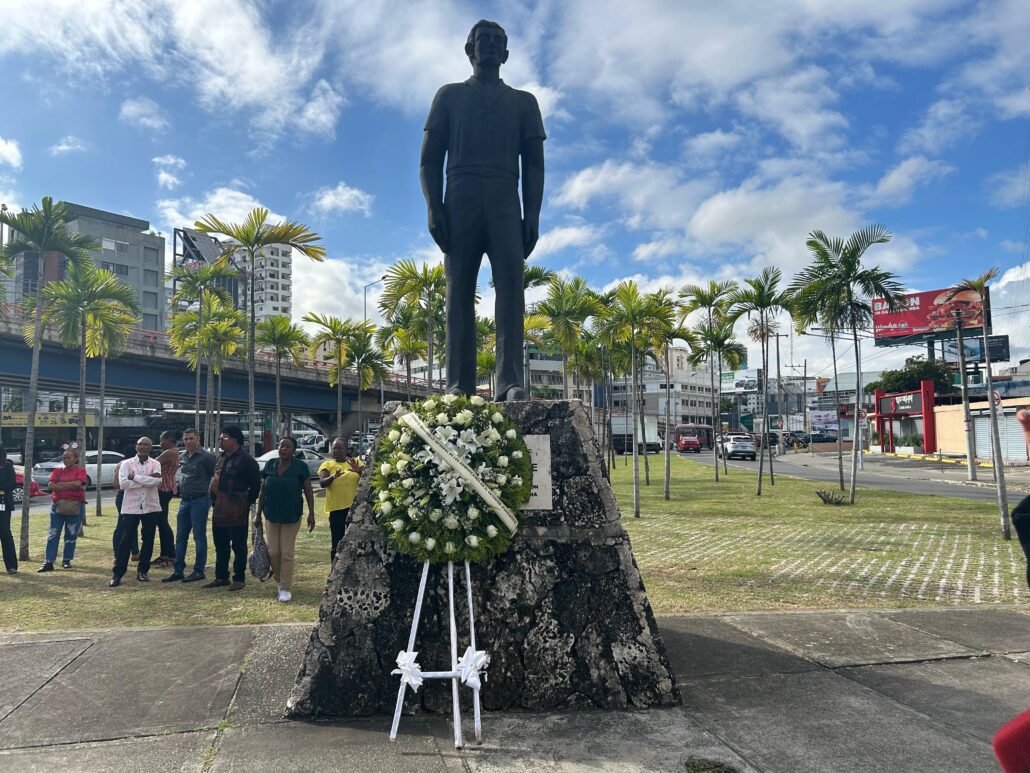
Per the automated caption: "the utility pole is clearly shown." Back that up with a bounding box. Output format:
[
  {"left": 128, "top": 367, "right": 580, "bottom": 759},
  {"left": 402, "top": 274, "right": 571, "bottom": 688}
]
[
  {"left": 953, "top": 310, "right": 977, "bottom": 481},
  {"left": 857, "top": 337, "right": 864, "bottom": 472},
  {"left": 774, "top": 333, "right": 787, "bottom": 456}
]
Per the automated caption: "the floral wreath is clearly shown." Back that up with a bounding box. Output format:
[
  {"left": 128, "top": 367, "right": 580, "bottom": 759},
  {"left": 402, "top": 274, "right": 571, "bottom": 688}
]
[{"left": 372, "top": 394, "right": 533, "bottom": 563}]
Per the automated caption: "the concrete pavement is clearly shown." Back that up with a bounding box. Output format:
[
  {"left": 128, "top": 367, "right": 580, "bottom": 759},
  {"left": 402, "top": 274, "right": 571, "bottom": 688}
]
[{"left": 2, "top": 607, "right": 1027, "bottom": 771}]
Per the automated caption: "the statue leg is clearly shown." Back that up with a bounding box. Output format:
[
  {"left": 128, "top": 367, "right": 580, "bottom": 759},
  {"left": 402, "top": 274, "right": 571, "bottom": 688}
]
[
  {"left": 444, "top": 180, "right": 485, "bottom": 396},
  {"left": 486, "top": 181, "right": 526, "bottom": 401}
]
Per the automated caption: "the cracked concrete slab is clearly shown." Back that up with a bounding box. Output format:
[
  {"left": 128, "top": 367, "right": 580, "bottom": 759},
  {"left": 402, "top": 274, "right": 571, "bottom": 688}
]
[
  {"left": 885, "top": 608, "right": 1030, "bottom": 653},
  {"left": 0, "top": 730, "right": 215, "bottom": 772},
  {"left": 0, "top": 627, "right": 253, "bottom": 749},
  {"left": 227, "top": 624, "right": 311, "bottom": 725},
  {"left": 724, "top": 611, "right": 981, "bottom": 667},
  {"left": 0, "top": 638, "right": 93, "bottom": 721}
]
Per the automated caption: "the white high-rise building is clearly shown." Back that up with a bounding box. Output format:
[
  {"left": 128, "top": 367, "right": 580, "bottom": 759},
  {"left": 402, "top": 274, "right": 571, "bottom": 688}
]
[{"left": 252, "top": 245, "right": 293, "bottom": 321}]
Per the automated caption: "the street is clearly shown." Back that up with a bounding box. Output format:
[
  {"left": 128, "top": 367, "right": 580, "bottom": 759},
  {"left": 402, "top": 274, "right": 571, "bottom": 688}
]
[{"left": 674, "top": 450, "right": 1026, "bottom": 503}]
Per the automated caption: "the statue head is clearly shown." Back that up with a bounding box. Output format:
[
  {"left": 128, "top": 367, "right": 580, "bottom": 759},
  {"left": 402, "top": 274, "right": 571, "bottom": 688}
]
[{"left": 465, "top": 19, "right": 508, "bottom": 68}]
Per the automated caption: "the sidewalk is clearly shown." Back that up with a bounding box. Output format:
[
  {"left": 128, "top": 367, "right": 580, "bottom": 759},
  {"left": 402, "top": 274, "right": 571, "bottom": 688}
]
[
  {"left": 786, "top": 449, "right": 1030, "bottom": 494},
  {"left": 2, "top": 607, "right": 1027, "bottom": 772}
]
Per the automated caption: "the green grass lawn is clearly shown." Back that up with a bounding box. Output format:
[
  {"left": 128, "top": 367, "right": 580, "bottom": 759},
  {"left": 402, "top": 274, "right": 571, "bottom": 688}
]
[{"left": 1, "top": 455, "right": 1023, "bottom": 632}]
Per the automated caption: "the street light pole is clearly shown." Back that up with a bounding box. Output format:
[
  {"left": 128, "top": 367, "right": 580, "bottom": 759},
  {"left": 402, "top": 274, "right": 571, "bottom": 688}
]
[{"left": 363, "top": 276, "right": 386, "bottom": 322}]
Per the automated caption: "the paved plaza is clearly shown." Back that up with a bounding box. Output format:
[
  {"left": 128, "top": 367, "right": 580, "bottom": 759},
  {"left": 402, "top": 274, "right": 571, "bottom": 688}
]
[{"left": 1, "top": 608, "right": 1027, "bottom": 771}]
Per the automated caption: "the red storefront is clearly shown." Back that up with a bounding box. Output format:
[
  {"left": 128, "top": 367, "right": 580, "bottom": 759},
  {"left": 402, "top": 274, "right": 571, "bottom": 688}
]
[{"left": 872, "top": 380, "right": 937, "bottom": 454}]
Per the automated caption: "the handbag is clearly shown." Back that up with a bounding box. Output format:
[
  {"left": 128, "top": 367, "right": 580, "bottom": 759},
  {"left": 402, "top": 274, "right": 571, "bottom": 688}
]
[
  {"left": 249, "top": 525, "right": 272, "bottom": 582},
  {"left": 212, "top": 490, "right": 248, "bottom": 527},
  {"left": 55, "top": 498, "right": 80, "bottom": 517}
]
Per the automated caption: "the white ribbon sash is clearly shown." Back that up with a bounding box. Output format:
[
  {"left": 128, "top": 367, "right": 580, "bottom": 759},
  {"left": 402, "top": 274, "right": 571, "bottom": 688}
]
[
  {"left": 392, "top": 650, "right": 424, "bottom": 691},
  {"left": 456, "top": 646, "right": 490, "bottom": 690},
  {"left": 397, "top": 410, "right": 519, "bottom": 535}
]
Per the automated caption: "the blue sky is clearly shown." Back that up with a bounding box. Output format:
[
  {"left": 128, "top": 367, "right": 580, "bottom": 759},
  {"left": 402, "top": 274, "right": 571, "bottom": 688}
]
[{"left": 1, "top": 0, "right": 1029, "bottom": 380}]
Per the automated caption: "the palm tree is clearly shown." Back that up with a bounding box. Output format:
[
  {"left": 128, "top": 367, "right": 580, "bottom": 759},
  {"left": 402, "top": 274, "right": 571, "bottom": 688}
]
[
  {"left": 537, "top": 275, "right": 601, "bottom": 400},
  {"left": 597, "top": 280, "right": 663, "bottom": 517},
  {"left": 379, "top": 260, "right": 446, "bottom": 392},
  {"left": 788, "top": 285, "right": 846, "bottom": 491},
  {"left": 194, "top": 208, "right": 325, "bottom": 448},
  {"left": 793, "top": 227, "right": 905, "bottom": 503},
  {"left": 947, "top": 267, "right": 1010, "bottom": 539},
  {"left": 489, "top": 263, "right": 557, "bottom": 292},
  {"left": 305, "top": 313, "right": 360, "bottom": 438},
  {"left": 86, "top": 304, "right": 139, "bottom": 521},
  {"left": 0, "top": 197, "right": 97, "bottom": 560},
  {"left": 205, "top": 315, "right": 246, "bottom": 442},
  {"left": 255, "top": 315, "right": 310, "bottom": 444},
  {"left": 168, "top": 261, "right": 237, "bottom": 432},
  {"left": 647, "top": 290, "right": 693, "bottom": 501},
  {"left": 29, "top": 262, "right": 141, "bottom": 454},
  {"left": 344, "top": 322, "right": 389, "bottom": 444},
  {"left": 728, "top": 268, "right": 792, "bottom": 495},
  {"left": 689, "top": 319, "right": 747, "bottom": 476},
  {"left": 377, "top": 320, "right": 427, "bottom": 401},
  {"left": 681, "top": 280, "right": 739, "bottom": 481}
]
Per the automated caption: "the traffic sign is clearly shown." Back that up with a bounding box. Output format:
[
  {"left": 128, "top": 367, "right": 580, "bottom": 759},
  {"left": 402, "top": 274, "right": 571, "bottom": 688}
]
[{"left": 993, "top": 390, "right": 1002, "bottom": 407}]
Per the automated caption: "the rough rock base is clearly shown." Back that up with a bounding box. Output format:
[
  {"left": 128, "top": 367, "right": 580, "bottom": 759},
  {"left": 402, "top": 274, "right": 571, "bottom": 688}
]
[{"left": 288, "top": 400, "right": 679, "bottom": 716}]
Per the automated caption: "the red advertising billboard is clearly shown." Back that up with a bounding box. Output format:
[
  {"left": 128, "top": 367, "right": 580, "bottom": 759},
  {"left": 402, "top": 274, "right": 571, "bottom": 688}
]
[{"left": 872, "top": 287, "right": 990, "bottom": 346}]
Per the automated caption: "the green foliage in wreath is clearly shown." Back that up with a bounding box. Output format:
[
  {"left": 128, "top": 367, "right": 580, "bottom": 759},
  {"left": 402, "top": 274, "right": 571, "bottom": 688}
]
[{"left": 372, "top": 394, "right": 533, "bottom": 563}]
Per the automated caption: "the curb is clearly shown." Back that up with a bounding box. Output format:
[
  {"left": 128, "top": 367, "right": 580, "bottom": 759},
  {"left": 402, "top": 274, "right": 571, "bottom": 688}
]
[
  {"left": 872, "top": 451, "right": 996, "bottom": 468},
  {"left": 928, "top": 477, "right": 1030, "bottom": 495}
]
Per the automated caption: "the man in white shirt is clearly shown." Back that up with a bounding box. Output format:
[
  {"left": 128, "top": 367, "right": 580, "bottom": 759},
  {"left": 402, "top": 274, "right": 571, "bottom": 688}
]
[{"left": 110, "top": 437, "right": 162, "bottom": 587}]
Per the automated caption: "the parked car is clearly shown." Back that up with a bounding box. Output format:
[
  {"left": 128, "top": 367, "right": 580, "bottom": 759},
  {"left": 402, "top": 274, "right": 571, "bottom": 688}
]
[
  {"left": 255, "top": 448, "right": 329, "bottom": 478},
  {"left": 803, "top": 432, "right": 839, "bottom": 445},
  {"left": 718, "top": 435, "right": 757, "bottom": 461},
  {"left": 677, "top": 435, "right": 702, "bottom": 453},
  {"left": 11, "top": 465, "right": 43, "bottom": 504},
  {"left": 32, "top": 450, "right": 124, "bottom": 489}
]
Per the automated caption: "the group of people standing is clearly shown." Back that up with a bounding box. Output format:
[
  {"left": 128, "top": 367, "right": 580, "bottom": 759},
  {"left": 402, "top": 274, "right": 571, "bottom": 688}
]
[{"left": 0, "top": 427, "right": 364, "bottom": 599}]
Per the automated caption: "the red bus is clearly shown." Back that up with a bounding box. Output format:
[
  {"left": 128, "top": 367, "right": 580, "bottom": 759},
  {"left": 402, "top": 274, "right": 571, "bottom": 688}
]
[{"left": 674, "top": 424, "right": 715, "bottom": 450}]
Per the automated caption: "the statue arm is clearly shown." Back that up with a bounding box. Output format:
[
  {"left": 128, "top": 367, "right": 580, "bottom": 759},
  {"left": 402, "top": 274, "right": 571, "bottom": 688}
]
[
  {"left": 420, "top": 129, "right": 449, "bottom": 254},
  {"left": 521, "top": 137, "right": 544, "bottom": 258}
]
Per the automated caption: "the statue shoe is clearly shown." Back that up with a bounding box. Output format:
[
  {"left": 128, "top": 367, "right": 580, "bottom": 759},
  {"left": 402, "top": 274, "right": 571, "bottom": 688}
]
[{"left": 502, "top": 386, "right": 527, "bottom": 402}]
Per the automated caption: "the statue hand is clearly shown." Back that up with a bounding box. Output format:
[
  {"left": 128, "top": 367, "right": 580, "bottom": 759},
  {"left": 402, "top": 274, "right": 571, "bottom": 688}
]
[
  {"left": 522, "top": 217, "right": 540, "bottom": 259},
  {"left": 428, "top": 207, "right": 449, "bottom": 254}
]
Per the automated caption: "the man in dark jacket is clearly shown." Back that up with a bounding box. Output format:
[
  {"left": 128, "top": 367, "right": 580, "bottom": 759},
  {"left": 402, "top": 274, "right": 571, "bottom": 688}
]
[{"left": 203, "top": 425, "right": 260, "bottom": 591}]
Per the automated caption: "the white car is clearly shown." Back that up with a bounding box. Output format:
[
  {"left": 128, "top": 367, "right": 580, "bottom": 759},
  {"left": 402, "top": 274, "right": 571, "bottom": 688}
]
[
  {"left": 32, "top": 450, "right": 125, "bottom": 489},
  {"left": 717, "top": 435, "right": 757, "bottom": 461},
  {"left": 255, "top": 448, "right": 329, "bottom": 478}
]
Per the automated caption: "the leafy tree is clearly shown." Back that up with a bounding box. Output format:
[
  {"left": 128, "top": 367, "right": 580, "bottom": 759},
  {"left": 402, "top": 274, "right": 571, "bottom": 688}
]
[
  {"left": 376, "top": 309, "right": 428, "bottom": 401},
  {"left": 864, "top": 356, "right": 954, "bottom": 396},
  {"left": 689, "top": 319, "right": 747, "bottom": 477},
  {"left": 537, "top": 275, "right": 602, "bottom": 399},
  {"left": 344, "top": 322, "right": 388, "bottom": 446},
  {"left": 304, "top": 313, "right": 362, "bottom": 438},
  {"left": 204, "top": 316, "right": 246, "bottom": 443},
  {"left": 792, "top": 226, "right": 905, "bottom": 504},
  {"left": 379, "top": 260, "right": 446, "bottom": 393},
  {"left": 0, "top": 197, "right": 97, "bottom": 560},
  {"left": 195, "top": 208, "right": 325, "bottom": 448},
  {"left": 255, "top": 315, "right": 311, "bottom": 444}
]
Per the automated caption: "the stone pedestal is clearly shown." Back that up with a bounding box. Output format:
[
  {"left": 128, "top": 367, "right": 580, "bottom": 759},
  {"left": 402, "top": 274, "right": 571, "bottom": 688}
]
[{"left": 288, "top": 400, "right": 679, "bottom": 717}]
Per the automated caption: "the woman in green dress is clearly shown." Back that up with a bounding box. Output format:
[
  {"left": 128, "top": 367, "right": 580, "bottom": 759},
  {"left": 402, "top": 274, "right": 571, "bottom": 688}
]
[{"left": 254, "top": 437, "right": 315, "bottom": 602}]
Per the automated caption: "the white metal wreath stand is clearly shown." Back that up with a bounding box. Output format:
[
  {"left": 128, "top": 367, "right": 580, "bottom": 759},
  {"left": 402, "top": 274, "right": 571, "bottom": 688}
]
[{"left": 389, "top": 559, "right": 488, "bottom": 748}]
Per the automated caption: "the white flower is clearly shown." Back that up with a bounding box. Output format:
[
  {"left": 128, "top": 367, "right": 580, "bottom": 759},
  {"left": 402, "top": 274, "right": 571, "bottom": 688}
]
[
  {"left": 378, "top": 491, "right": 390, "bottom": 502},
  {"left": 486, "top": 525, "right": 498, "bottom": 538},
  {"left": 465, "top": 535, "right": 479, "bottom": 548},
  {"left": 443, "top": 515, "right": 460, "bottom": 529},
  {"left": 505, "top": 428, "right": 516, "bottom": 439},
  {"left": 423, "top": 399, "right": 437, "bottom": 412},
  {"left": 496, "top": 474, "right": 508, "bottom": 486},
  {"left": 497, "top": 456, "right": 509, "bottom": 468},
  {"left": 396, "top": 459, "right": 410, "bottom": 471},
  {"left": 512, "top": 450, "right": 523, "bottom": 459},
  {"left": 391, "top": 518, "right": 404, "bottom": 531},
  {"left": 407, "top": 507, "right": 420, "bottom": 519},
  {"left": 491, "top": 412, "right": 504, "bottom": 424},
  {"left": 425, "top": 537, "right": 436, "bottom": 550},
  {"left": 455, "top": 409, "right": 474, "bottom": 426},
  {"left": 400, "top": 478, "right": 414, "bottom": 490},
  {"left": 511, "top": 476, "right": 523, "bottom": 486},
  {"left": 433, "top": 412, "right": 448, "bottom": 425},
  {"left": 440, "top": 477, "right": 463, "bottom": 505},
  {"left": 467, "top": 506, "right": 479, "bottom": 521},
  {"left": 388, "top": 429, "right": 401, "bottom": 442},
  {"left": 444, "top": 542, "right": 456, "bottom": 554},
  {"left": 488, "top": 428, "right": 501, "bottom": 442},
  {"left": 408, "top": 532, "right": 421, "bottom": 543},
  {"left": 442, "top": 393, "right": 459, "bottom": 405},
  {"left": 380, "top": 463, "right": 392, "bottom": 476},
  {"left": 400, "top": 432, "right": 412, "bottom": 445},
  {"left": 403, "top": 496, "right": 414, "bottom": 505},
  {"left": 429, "top": 509, "right": 443, "bottom": 522},
  {"left": 470, "top": 395, "right": 485, "bottom": 406},
  {"left": 381, "top": 501, "right": 394, "bottom": 515}
]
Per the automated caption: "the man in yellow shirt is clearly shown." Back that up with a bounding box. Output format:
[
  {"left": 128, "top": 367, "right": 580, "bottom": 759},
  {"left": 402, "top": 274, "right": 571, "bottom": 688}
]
[{"left": 317, "top": 437, "right": 364, "bottom": 562}]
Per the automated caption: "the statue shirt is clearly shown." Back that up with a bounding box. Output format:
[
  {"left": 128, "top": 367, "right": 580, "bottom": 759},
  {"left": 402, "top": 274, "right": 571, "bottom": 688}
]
[{"left": 424, "top": 77, "right": 546, "bottom": 183}]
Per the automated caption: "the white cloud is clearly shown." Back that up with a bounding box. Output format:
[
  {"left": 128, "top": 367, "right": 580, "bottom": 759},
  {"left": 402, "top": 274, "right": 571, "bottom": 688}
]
[
  {"left": 156, "top": 187, "right": 286, "bottom": 230},
  {"left": 0, "top": 138, "right": 22, "bottom": 169},
  {"left": 292, "top": 255, "right": 392, "bottom": 325},
  {"left": 120, "top": 96, "right": 171, "bottom": 132},
  {"left": 683, "top": 129, "right": 744, "bottom": 168},
  {"left": 1000, "top": 240, "right": 1024, "bottom": 254},
  {"left": 531, "top": 223, "right": 601, "bottom": 261},
  {"left": 987, "top": 166, "right": 1028, "bottom": 209},
  {"left": 156, "top": 170, "right": 181, "bottom": 190},
  {"left": 49, "top": 135, "right": 87, "bottom": 156},
  {"left": 296, "top": 80, "right": 346, "bottom": 138},
  {"left": 152, "top": 154, "right": 186, "bottom": 168},
  {"left": 863, "top": 156, "right": 954, "bottom": 207},
  {"left": 737, "top": 66, "right": 847, "bottom": 151},
  {"left": 310, "top": 181, "right": 374, "bottom": 217},
  {"left": 897, "top": 98, "right": 979, "bottom": 155}
]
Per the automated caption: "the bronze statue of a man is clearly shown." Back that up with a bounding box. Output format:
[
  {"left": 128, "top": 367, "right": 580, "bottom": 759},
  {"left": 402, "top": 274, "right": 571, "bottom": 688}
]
[{"left": 420, "top": 19, "right": 546, "bottom": 401}]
